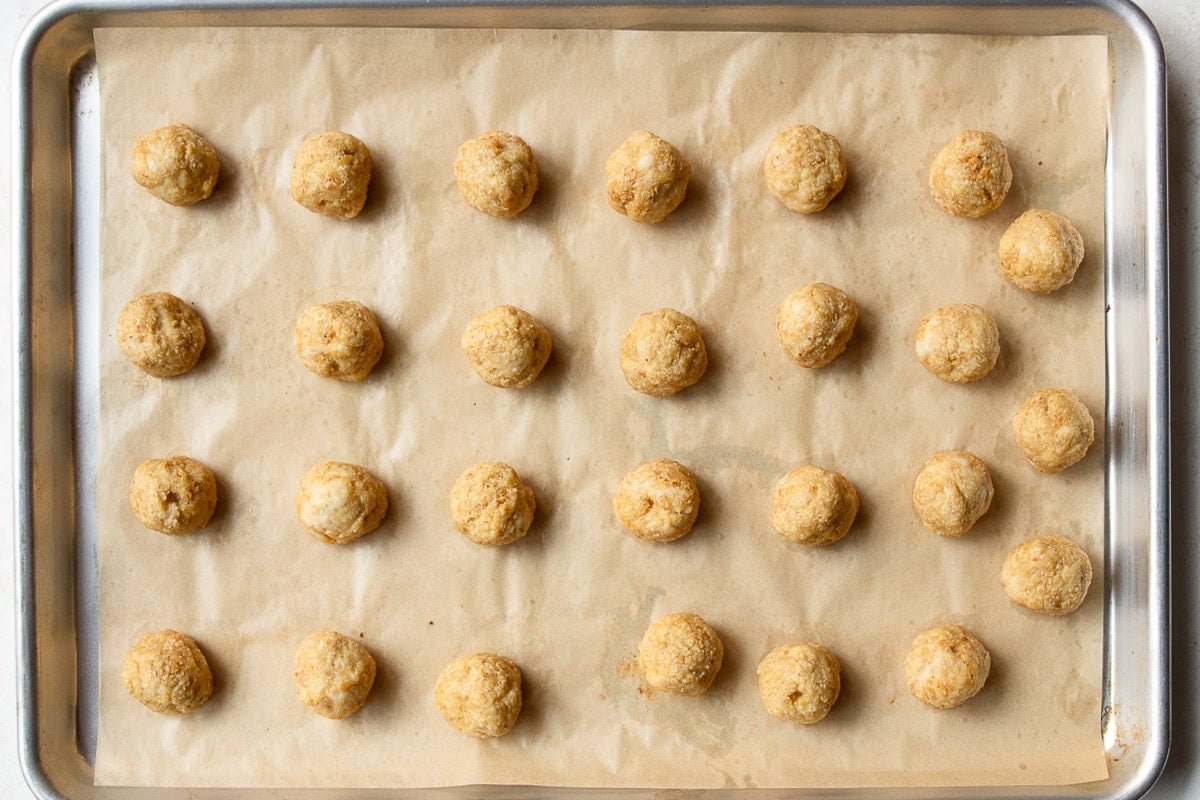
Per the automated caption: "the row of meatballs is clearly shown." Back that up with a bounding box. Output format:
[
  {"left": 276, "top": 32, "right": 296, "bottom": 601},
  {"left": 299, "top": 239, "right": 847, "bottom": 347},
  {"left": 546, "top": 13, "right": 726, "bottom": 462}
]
[{"left": 132, "top": 122, "right": 1084, "bottom": 296}]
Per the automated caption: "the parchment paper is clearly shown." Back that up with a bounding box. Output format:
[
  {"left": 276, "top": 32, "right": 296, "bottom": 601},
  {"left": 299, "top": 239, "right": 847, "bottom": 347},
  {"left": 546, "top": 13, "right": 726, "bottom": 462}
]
[{"left": 93, "top": 27, "right": 1110, "bottom": 789}]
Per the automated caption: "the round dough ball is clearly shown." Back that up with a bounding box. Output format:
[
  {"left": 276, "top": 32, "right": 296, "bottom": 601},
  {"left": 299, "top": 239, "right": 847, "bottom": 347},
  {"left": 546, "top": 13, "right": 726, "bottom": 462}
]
[
  {"left": 912, "top": 451, "right": 994, "bottom": 537},
  {"left": 904, "top": 624, "right": 991, "bottom": 709},
  {"left": 293, "top": 630, "right": 377, "bottom": 719},
  {"left": 999, "top": 209, "right": 1085, "bottom": 293},
  {"left": 131, "top": 124, "right": 220, "bottom": 206},
  {"left": 605, "top": 130, "right": 692, "bottom": 223},
  {"left": 763, "top": 124, "right": 848, "bottom": 214},
  {"left": 1012, "top": 388, "right": 1095, "bottom": 473},
  {"left": 619, "top": 308, "right": 708, "bottom": 397},
  {"left": 295, "top": 461, "right": 388, "bottom": 544},
  {"left": 117, "top": 292, "right": 207, "bottom": 377},
  {"left": 637, "top": 612, "right": 724, "bottom": 697},
  {"left": 122, "top": 629, "right": 213, "bottom": 714},
  {"left": 914, "top": 303, "right": 1000, "bottom": 383},
  {"left": 1002, "top": 534, "right": 1093, "bottom": 615},
  {"left": 290, "top": 132, "right": 373, "bottom": 219},
  {"left": 435, "top": 652, "right": 523, "bottom": 738},
  {"left": 294, "top": 300, "right": 383, "bottom": 382},
  {"left": 461, "top": 305, "right": 552, "bottom": 388},
  {"left": 129, "top": 455, "right": 217, "bottom": 536},
  {"left": 612, "top": 458, "right": 700, "bottom": 543},
  {"left": 454, "top": 131, "right": 539, "bottom": 218},
  {"left": 449, "top": 462, "right": 536, "bottom": 546},
  {"left": 776, "top": 282, "right": 858, "bottom": 368},
  {"left": 771, "top": 465, "right": 859, "bottom": 546},
  {"left": 756, "top": 643, "right": 842, "bottom": 724},
  {"left": 928, "top": 130, "right": 1012, "bottom": 218}
]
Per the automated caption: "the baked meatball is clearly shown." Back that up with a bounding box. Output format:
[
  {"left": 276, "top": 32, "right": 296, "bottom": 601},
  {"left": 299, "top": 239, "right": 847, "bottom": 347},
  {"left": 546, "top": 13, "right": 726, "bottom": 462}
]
[
  {"left": 461, "top": 305, "right": 552, "bottom": 388},
  {"left": 775, "top": 282, "right": 858, "bottom": 368},
  {"left": 131, "top": 124, "right": 220, "bottom": 206},
  {"left": 449, "top": 462, "right": 536, "bottom": 546},
  {"left": 290, "top": 132, "right": 373, "bottom": 219},
  {"left": 605, "top": 130, "right": 691, "bottom": 223},
  {"left": 1012, "top": 388, "right": 1095, "bottom": 473},
  {"left": 435, "top": 653, "right": 523, "bottom": 738},
  {"left": 904, "top": 624, "right": 991, "bottom": 709},
  {"left": 619, "top": 309, "right": 708, "bottom": 397},
  {"left": 612, "top": 458, "right": 700, "bottom": 543},
  {"left": 1001, "top": 534, "right": 1093, "bottom": 615},
  {"left": 928, "top": 130, "right": 1012, "bottom": 218},
  {"left": 914, "top": 303, "right": 1000, "bottom": 383},
  {"left": 637, "top": 612, "right": 724, "bottom": 697},
  {"left": 117, "top": 292, "right": 207, "bottom": 377},
  {"left": 295, "top": 461, "right": 388, "bottom": 544},
  {"left": 763, "top": 124, "right": 848, "bottom": 214},
  {"left": 998, "top": 209, "right": 1085, "bottom": 293},
  {"left": 912, "top": 451, "right": 994, "bottom": 537},
  {"left": 771, "top": 465, "right": 859, "bottom": 546},
  {"left": 454, "top": 131, "right": 539, "bottom": 218},
  {"left": 294, "top": 300, "right": 384, "bottom": 382},
  {"left": 293, "top": 630, "right": 377, "bottom": 719},
  {"left": 756, "top": 643, "right": 842, "bottom": 724},
  {"left": 129, "top": 455, "right": 217, "bottom": 536},
  {"left": 122, "top": 629, "right": 213, "bottom": 714}
]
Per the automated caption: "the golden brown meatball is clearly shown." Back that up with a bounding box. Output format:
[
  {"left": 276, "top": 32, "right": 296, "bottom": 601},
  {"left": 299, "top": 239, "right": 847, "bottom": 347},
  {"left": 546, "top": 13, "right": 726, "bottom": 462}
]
[
  {"left": 435, "top": 652, "right": 523, "bottom": 738},
  {"left": 904, "top": 624, "right": 990, "bottom": 709},
  {"left": 756, "top": 643, "right": 842, "bottom": 724},
  {"left": 294, "top": 300, "right": 384, "bottom": 382},
  {"left": 914, "top": 303, "right": 1000, "bottom": 383},
  {"left": 605, "top": 130, "right": 691, "bottom": 223},
  {"left": 454, "top": 131, "right": 539, "bottom": 218},
  {"left": 122, "top": 629, "right": 213, "bottom": 714},
  {"left": 612, "top": 458, "right": 700, "bottom": 543},
  {"left": 449, "top": 462, "right": 536, "bottom": 546},
  {"left": 290, "top": 132, "right": 373, "bottom": 219},
  {"left": 1012, "top": 388, "right": 1095, "bottom": 473},
  {"left": 461, "top": 305, "right": 552, "bottom": 388},
  {"left": 117, "top": 292, "right": 207, "bottom": 377},
  {"left": 637, "top": 612, "right": 724, "bottom": 697},
  {"left": 131, "top": 124, "right": 220, "bottom": 206},
  {"left": 912, "top": 451, "right": 994, "bottom": 537},
  {"left": 999, "top": 209, "right": 1085, "bottom": 293},
  {"left": 293, "top": 630, "right": 377, "bottom": 719},
  {"left": 775, "top": 282, "right": 858, "bottom": 368},
  {"left": 929, "top": 130, "right": 1012, "bottom": 218},
  {"left": 619, "top": 308, "right": 708, "bottom": 397},
  {"left": 129, "top": 455, "right": 217, "bottom": 536},
  {"left": 295, "top": 461, "right": 388, "bottom": 544},
  {"left": 771, "top": 465, "right": 859, "bottom": 546},
  {"left": 1001, "top": 534, "right": 1093, "bottom": 615},
  {"left": 763, "top": 125, "right": 848, "bottom": 214}
]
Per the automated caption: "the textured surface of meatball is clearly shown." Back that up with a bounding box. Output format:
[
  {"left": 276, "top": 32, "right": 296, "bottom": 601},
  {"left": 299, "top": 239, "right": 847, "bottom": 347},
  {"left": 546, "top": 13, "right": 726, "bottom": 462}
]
[
  {"left": 612, "top": 458, "right": 700, "bottom": 543},
  {"left": 129, "top": 455, "right": 217, "bottom": 535},
  {"left": 605, "top": 130, "right": 692, "bottom": 223},
  {"left": 756, "top": 643, "right": 842, "bottom": 724},
  {"left": 294, "top": 300, "right": 384, "bottom": 382},
  {"left": 131, "top": 124, "right": 220, "bottom": 206},
  {"left": 771, "top": 465, "right": 859, "bottom": 546},
  {"left": 117, "top": 292, "right": 207, "bottom": 377},
  {"left": 461, "top": 305, "right": 552, "bottom": 388},
  {"left": 1001, "top": 534, "right": 1093, "bottom": 615},
  {"left": 455, "top": 131, "right": 539, "bottom": 218},
  {"left": 290, "top": 132, "right": 373, "bottom": 219},
  {"left": 637, "top": 612, "right": 724, "bottom": 697},
  {"left": 999, "top": 209, "right": 1085, "bottom": 293},
  {"left": 122, "top": 629, "right": 213, "bottom": 714},
  {"left": 619, "top": 308, "right": 708, "bottom": 396},
  {"left": 929, "top": 130, "right": 1012, "bottom": 217},
  {"left": 435, "top": 653, "right": 523, "bottom": 738},
  {"left": 912, "top": 451, "right": 994, "bottom": 537},
  {"left": 904, "top": 624, "right": 991, "bottom": 709},
  {"left": 449, "top": 462, "right": 536, "bottom": 546},
  {"left": 295, "top": 461, "right": 388, "bottom": 544},
  {"left": 763, "top": 125, "right": 848, "bottom": 214},
  {"left": 914, "top": 303, "right": 1000, "bottom": 383},
  {"left": 293, "top": 631, "right": 377, "bottom": 719},
  {"left": 776, "top": 282, "right": 858, "bottom": 368},
  {"left": 1012, "top": 388, "right": 1095, "bottom": 473}
]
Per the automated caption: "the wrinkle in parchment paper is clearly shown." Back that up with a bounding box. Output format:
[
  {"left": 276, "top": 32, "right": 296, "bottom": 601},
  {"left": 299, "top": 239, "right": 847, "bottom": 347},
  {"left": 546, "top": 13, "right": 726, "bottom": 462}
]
[{"left": 93, "top": 27, "right": 1109, "bottom": 788}]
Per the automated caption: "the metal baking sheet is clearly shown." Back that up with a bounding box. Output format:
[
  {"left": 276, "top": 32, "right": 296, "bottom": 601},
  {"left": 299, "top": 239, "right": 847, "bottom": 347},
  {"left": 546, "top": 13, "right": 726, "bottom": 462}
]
[{"left": 10, "top": 1, "right": 1169, "bottom": 798}]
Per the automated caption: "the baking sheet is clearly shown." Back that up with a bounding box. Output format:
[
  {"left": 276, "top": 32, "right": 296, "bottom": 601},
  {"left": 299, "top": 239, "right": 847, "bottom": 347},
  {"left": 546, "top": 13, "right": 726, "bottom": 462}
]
[{"left": 92, "top": 27, "right": 1109, "bottom": 789}]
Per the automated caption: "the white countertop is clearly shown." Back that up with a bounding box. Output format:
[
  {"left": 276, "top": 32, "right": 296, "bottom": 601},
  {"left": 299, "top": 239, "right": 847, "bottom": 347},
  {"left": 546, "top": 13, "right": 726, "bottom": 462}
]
[{"left": 1, "top": 0, "right": 1196, "bottom": 796}]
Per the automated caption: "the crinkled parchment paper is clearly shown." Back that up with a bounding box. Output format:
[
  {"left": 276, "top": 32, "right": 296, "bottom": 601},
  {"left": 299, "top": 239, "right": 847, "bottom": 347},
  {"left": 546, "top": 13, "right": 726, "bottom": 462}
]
[{"left": 93, "top": 27, "right": 1109, "bottom": 789}]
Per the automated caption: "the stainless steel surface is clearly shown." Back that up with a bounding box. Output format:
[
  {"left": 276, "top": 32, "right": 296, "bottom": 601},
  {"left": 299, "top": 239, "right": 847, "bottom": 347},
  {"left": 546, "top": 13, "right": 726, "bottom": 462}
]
[{"left": 10, "top": 1, "right": 1170, "bottom": 798}]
